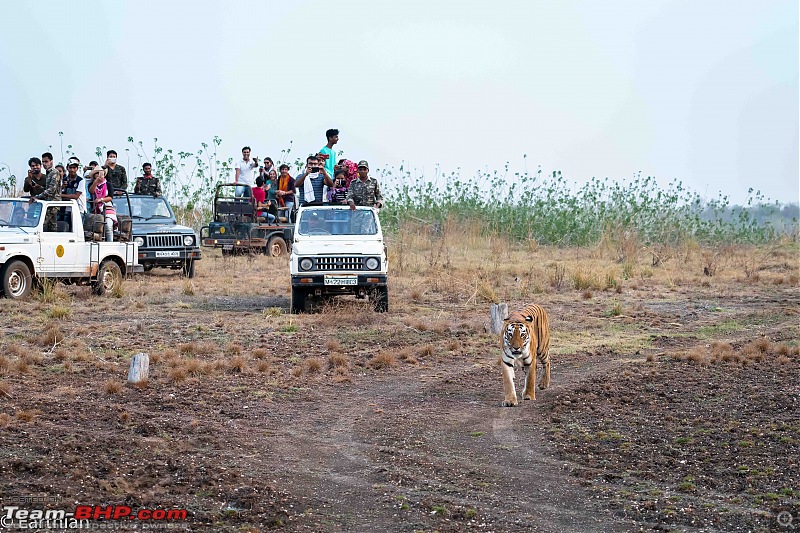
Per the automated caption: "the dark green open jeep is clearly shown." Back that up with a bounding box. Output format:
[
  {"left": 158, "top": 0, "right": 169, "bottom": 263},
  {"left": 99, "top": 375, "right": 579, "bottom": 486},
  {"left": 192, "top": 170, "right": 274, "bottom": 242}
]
[{"left": 199, "top": 183, "right": 294, "bottom": 257}]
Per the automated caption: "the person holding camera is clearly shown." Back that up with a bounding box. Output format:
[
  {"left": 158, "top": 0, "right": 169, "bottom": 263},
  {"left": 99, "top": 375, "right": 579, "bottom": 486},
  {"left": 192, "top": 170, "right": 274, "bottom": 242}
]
[
  {"left": 103, "top": 150, "right": 128, "bottom": 192},
  {"left": 294, "top": 154, "right": 333, "bottom": 206},
  {"left": 23, "top": 157, "right": 46, "bottom": 197}
]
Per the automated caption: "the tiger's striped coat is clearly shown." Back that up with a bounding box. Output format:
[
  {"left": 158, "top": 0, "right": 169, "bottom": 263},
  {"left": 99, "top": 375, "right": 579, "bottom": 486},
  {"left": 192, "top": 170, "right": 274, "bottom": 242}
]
[{"left": 501, "top": 304, "right": 551, "bottom": 406}]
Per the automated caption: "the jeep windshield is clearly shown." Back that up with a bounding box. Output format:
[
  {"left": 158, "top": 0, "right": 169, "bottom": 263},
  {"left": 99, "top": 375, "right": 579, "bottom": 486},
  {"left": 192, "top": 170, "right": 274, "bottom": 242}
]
[
  {"left": 0, "top": 200, "right": 42, "bottom": 228},
  {"left": 297, "top": 208, "right": 378, "bottom": 236},
  {"left": 115, "top": 196, "right": 174, "bottom": 222}
]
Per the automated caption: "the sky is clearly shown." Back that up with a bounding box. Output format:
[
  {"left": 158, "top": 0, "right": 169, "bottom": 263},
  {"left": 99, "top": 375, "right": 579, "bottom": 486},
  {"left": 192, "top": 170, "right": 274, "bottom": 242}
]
[{"left": 0, "top": 0, "right": 797, "bottom": 205}]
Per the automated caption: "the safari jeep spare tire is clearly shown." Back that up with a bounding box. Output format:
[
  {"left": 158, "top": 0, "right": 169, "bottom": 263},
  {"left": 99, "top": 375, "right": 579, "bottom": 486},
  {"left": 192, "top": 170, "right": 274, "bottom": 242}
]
[
  {"left": 2, "top": 260, "right": 33, "bottom": 300},
  {"left": 93, "top": 260, "right": 122, "bottom": 296}
]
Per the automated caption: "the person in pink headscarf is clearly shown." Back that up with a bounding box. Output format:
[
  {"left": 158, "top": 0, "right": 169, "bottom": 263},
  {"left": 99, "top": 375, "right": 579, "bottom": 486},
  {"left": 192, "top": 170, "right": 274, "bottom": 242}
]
[{"left": 336, "top": 159, "right": 359, "bottom": 188}]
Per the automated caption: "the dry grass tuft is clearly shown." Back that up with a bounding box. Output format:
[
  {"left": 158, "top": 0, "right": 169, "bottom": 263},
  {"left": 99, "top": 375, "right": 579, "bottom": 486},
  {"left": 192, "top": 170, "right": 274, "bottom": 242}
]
[
  {"left": 304, "top": 357, "right": 325, "bottom": 373},
  {"left": 582, "top": 289, "right": 593, "bottom": 300},
  {"left": 182, "top": 279, "right": 195, "bottom": 296},
  {"left": 368, "top": 351, "right": 397, "bottom": 369},
  {"left": 328, "top": 353, "right": 350, "bottom": 369},
  {"left": 418, "top": 345, "right": 434, "bottom": 357},
  {"left": 15, "top": 410, "right": 37, "bottom": 422},
  {"left": 325, "top": 339, "right": 342, "bottom": 352},
  {"left": 184, "top": 359, "right": 210, "bottom": 377},
  {"left": 47, "top": 305, "right": 71, "bottom": 320},
  {"left": 447, "top": 340, "right": 461, "bottom": 352},
  {"left": 398, "top": 348, "right": 419, "bottom": 364},
  {"left": 0, "top": 413, "right": 11, "bottom": 427},
  {"left": 253, "top": 348, "right": 269, "bottom": 359},
  {"left": 685, "top": 347, "right": 708, "bottom": 365},
  {"left": 168, "top": 367, "right": 188, "bottom": 383},
  {"left": 226, "top": 343, "right": 244, "bottom": 356},
  {"left": 42, "top": 324, "right": 64, "bottom": 346},
  {"left": 0, "top": 380, "right": 10, "bottom": 397},
  {"left": 0, "top": 355, "right": 10, "bottom": 375},
  {"left": 291, "top": 365, "right": 304, "bottom": 377},
  {"left": 228, "top": 356, "right": 248, "bottom": 373},
  {"left": 103, "top": 380, "right": 122, "bottom": 394},
  {"left": 132, "top": 379, "right": 149, "bottom": 389},
  {"left": 572, "top": 268, "right": 601, "bottom": 291},
  {"left": 256, "top": 360, "right": 272, "bottom": 373}
]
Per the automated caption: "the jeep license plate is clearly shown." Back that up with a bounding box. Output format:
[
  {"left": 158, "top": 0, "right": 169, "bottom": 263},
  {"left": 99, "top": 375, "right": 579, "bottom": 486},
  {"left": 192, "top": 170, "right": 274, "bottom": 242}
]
[
  {"left": 222, "top": 245, "right": 233, "bottom": 251},
  {"left": 324, "top": 276, "right": 358, "bottom": 286},
  {"left": 155, "top": 251, "right": 181, "bottom": 258}
]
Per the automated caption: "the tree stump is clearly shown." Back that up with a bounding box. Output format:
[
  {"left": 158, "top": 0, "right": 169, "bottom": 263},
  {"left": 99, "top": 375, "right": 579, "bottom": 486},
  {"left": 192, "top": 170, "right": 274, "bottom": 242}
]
[
  {"left": 127, "top": 352, "right": 149, "bottom": 384},
  {"left": 490, "top": 303, "right": 508, "bottom": 334}
]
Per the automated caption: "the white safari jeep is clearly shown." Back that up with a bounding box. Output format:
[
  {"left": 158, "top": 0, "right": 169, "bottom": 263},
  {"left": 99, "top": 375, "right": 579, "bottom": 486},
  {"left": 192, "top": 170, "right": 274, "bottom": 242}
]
[
  {"left": 290, "top": 205, "right": 388, "bottom": 313},
  {"left": 0, "top": 198, "right": 141, "bottom": 299}
]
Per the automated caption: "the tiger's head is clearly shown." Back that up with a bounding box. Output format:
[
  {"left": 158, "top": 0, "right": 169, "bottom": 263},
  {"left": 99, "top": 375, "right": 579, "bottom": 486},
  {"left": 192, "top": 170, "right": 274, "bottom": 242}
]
[{"left": 503, "top": 311, "right": 533, "bottom": 357}]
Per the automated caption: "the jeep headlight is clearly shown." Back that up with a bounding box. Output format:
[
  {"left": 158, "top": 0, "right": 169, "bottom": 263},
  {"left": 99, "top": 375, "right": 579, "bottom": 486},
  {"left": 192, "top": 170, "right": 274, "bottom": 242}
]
[
  {"left": 134, "top": 237, "right": 144, "bottom": 246},
  {"left": 183, "top": 235, "right": 194, "bottom": 246},
  {"left": 299, "top": 258, "right": 314, "bottom": 271},
  {"left": 365, "top": 257, "right": 380, "bottom": 270}
]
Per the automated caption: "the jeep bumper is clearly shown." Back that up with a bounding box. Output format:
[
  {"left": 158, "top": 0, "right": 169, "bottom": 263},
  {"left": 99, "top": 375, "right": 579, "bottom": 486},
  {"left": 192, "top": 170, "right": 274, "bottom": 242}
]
[
  {"left": 138, "top": 248, "right": 202, "bottom": 266},
  {"left": 291, "top": 274, "right": 388, "bottom": 288}
]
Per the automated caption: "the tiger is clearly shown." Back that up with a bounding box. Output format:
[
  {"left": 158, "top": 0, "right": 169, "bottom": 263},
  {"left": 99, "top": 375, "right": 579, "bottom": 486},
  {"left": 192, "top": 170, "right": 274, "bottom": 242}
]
[{"left": 500, "top": 304, "right": 551, "bottom": 407}]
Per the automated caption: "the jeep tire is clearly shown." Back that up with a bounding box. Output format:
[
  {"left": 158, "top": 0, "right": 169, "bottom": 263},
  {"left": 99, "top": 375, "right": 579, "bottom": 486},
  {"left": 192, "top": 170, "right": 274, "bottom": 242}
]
[
  {"left": 93, "top": 260, "right": 122, "bottom": 296},
  {"left": 267, "top": 235, "right": 288, "bottom": 257},
  {"left": 370, "top": 286, "right": 389, "bottom": 313},
  {"left": 2, "top": 260, "right": 33, "bottom": 300},
  {"left": 290, "top": 286, "right": 307, "bottom": 314},
  {"left": 182, "top": 259, "right": 196, "bottom": 278}
]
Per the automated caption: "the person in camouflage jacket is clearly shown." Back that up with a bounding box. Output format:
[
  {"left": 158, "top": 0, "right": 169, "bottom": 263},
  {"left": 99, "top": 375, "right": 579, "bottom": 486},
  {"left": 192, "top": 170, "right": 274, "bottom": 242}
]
[
  {"left": 103, "top": 149, "right": 127, "bottom": 191},
  {"left": 29, "top": 152, "right": 62, "bottom": 231},
  {"left": 346, "top": 160, "right": 384, "bottom": 210},
  {"left": 134, "top": 163, "right": 162, "bottom": 197}
]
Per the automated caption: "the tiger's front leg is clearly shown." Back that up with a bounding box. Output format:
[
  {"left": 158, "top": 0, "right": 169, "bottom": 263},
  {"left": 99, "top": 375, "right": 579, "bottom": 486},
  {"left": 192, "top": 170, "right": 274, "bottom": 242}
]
[
  {"left": 522, "top": 354, "right": 536, "bottom": 401},
  {"left": 501, "top": 362, "right": 518, "bottom": 407}
]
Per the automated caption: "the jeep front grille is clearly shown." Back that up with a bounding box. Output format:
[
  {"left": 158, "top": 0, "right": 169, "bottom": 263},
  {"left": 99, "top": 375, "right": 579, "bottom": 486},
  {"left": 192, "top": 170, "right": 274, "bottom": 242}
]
[
  {"left": 146, "top": 234, "right": 184, "bottom": 248},
  {"left": 314, "top": 256, "right": 363, "bottom": 271}
]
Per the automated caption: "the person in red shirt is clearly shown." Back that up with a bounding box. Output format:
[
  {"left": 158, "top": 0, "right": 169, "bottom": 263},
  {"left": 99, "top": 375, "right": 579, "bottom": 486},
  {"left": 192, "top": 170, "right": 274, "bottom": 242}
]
[{"left": 251, "top": 177, "right": 276, "bottom": 223}]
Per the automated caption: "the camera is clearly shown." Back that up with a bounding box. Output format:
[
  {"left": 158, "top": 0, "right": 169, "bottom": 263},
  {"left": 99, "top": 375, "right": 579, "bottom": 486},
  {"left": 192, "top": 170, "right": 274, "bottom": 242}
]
[{"left": 310, "top": 167, "right": 320, "bottom": 173}]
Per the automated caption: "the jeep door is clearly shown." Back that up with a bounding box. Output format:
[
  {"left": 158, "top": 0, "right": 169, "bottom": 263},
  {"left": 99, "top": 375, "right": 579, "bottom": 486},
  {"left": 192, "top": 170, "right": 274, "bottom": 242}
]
[{"left": 38, "top": 204, "right": 80, "bottom": 275}]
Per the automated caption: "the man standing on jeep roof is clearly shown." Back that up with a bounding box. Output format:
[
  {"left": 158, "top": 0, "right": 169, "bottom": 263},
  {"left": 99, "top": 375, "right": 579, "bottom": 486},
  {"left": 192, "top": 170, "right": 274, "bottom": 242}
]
[
  {"left": 134, "top": 163, "right": 162, "bottom": 197},
  {"left": 103, "top": 150, "right": 128, "bottom": 192},
  {"left": 319, "top": 129, "right": 338, "bottom": 180},
  {"left": 234, "top": 146, "right": 258, "bottom": 197},
  {"left": 347, "top": 160, "right": 383, "bottom": 211}
]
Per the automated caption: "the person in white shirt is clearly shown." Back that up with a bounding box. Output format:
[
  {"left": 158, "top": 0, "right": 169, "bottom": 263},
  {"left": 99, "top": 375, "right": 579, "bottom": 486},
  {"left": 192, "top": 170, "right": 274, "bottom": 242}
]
[{"left": 234, "top": 146, "right": 259, "bottom": 197}]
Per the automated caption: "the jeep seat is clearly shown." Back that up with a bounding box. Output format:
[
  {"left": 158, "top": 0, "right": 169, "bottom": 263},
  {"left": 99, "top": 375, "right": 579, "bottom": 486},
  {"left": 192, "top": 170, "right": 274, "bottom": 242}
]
[
  {"left": 116, "top": 215, "right": 132, "bottom": 241},
  {"left": 83, "top": 214, "right": 105, "bottom": 242}
]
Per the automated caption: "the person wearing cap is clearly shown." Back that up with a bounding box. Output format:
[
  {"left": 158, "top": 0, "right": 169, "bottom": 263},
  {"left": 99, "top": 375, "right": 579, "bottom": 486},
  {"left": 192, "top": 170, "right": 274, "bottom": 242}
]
[
  {"left": 61, "top": 161, "right": 87, "bottom": 221},
  {"left": 134, "top": 163, "right": 162, "bottom": 197},
  {"left": 346, "top": 160, "right": 383, "bottom": 211}
]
